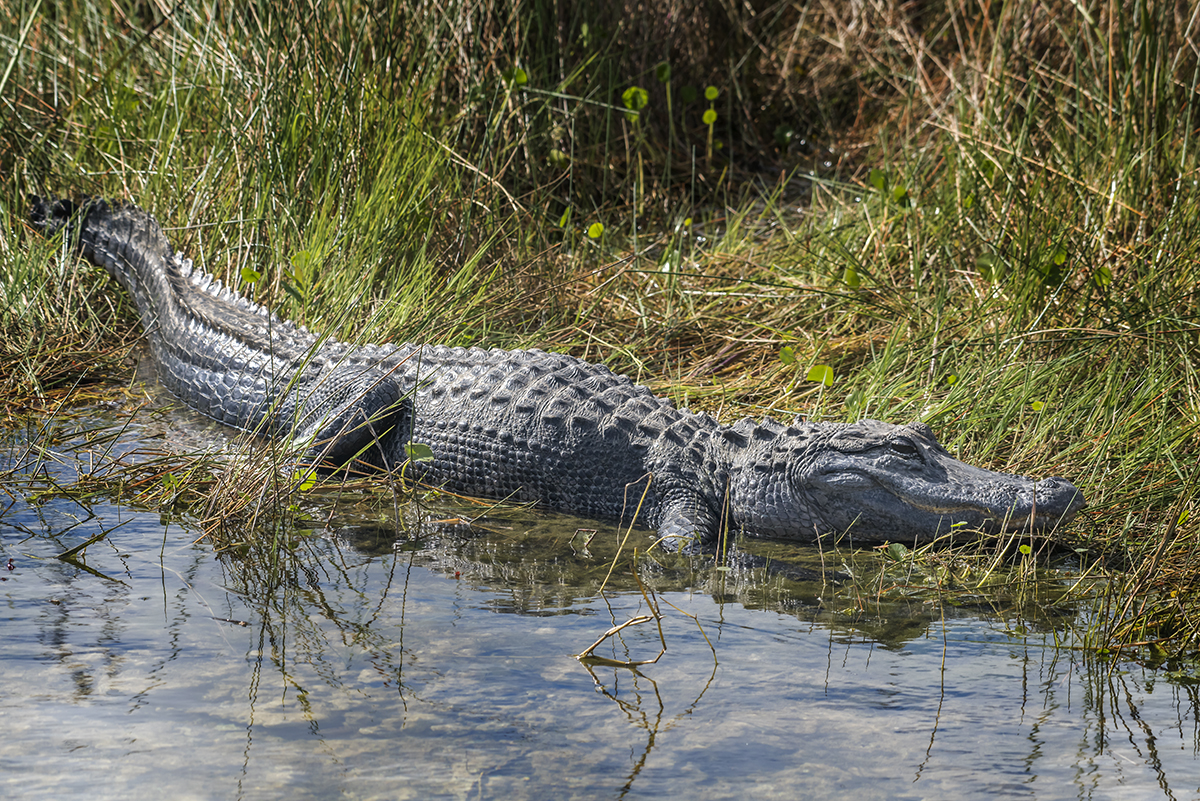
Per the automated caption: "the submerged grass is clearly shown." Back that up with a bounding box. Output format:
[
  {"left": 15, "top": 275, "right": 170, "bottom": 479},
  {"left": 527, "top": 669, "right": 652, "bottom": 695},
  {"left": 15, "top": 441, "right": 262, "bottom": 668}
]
[{"left": 1, "top": 0, "right": 1198, "bottom": 658}]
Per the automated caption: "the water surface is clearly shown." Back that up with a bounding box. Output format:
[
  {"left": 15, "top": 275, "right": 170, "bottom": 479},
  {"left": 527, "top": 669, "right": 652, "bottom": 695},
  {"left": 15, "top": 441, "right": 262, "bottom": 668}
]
[{"left": 2, "top": 404, "right": 1197, "bottom": 800}]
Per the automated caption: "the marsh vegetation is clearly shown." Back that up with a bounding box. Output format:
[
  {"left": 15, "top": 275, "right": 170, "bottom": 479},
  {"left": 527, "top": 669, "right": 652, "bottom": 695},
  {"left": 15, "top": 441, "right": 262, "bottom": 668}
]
[{"left": 2, "top": 0, "right": 1199, "bottom": 660}]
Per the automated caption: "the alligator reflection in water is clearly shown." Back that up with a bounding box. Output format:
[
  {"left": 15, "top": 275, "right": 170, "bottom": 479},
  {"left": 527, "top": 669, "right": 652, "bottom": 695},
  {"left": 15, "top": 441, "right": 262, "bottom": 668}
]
[{"left": 0, "top": 411, "right": 1196, "bottom": 800}]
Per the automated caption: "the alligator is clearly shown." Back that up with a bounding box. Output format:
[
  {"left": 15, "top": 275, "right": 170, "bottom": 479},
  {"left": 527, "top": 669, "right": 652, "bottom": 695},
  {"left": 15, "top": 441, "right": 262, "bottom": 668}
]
[{"left": 29, "top": 196, "right": 1085, "bottom": 552}]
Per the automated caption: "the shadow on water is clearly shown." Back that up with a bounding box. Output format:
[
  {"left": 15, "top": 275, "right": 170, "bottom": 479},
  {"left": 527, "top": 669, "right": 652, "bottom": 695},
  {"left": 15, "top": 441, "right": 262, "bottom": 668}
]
[{"left": 2, "top": 399, "right": 1200, "bottom": 800}]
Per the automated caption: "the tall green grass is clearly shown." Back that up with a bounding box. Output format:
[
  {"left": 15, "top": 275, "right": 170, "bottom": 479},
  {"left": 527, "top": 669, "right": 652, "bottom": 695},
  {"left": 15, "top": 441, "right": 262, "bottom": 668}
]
[{"left": 1, "top": 0, "right": 1198, "bottom": 654}]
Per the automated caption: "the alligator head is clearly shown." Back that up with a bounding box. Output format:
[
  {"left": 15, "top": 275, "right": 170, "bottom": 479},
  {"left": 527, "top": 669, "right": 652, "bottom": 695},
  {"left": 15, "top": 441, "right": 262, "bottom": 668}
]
[{"left": 730, "top": 419, "right": 1085, "bottom": 544}]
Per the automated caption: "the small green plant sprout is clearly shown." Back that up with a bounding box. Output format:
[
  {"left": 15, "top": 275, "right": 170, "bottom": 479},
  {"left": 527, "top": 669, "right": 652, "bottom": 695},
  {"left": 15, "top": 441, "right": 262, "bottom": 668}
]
[
  {"left": 1094, "top": 263, "right": 1114, "bottom": 288},
  {"left": 774, "top": 124, "right": 795, "bottom": 148},
  {"left": 975, "top": 253, "right": 1004, "bottom": 281},
  {"left": 869, "top": 168, "right": 886, "bottom": 192},
  {"left": 781, "top": 349, "right": 835, "bottom": 389},
  {"left": 944, "top": 373, "right": 959, "bottom": 386},
  {"left": 1019, "top": 544, "right": 1033, "bottom": 557},
  {"left": 622, "top": 85, "right": 648, "bottom": 123},
  {"left": 978, "top": 156, "right": 997, "bottom": 183},
  {"left": 868, "top": 168, "right": 908, "bottom": 206},
  {"left": 291, "top": 469, "right": 317, "bottom": 491},
  {"left": 548, "top": 148, "right": 570, "bottom": 169},
  {"left": 882, "top": 542, "right": 910, "bottom": 562},
  {"left": 501, "top": 66, "right": 528, "bottom": 89},
  {"left": 807, "top": 364, "right": 834, "bottom": 387},
  {"left": 1030, "top": 400, "right": 1046, "bottom": 412},
  {"left": 558, "top": 207, "right": 572, "bottom": 228},
  {"left": 842, "top": 265, "right": 861, "bottom": 289},
  {"left": 240, "top": 267, "right": 262, "bottom": 285},
  {"left": 1040, "top": 246, "right": 1069, "bottom": 285},
  {"left": 703, "top": 85, "right": 718, "bottom": 163},
  {"left": 587, "top": 222, "right": 605, "bottom": 239},
  {"left": 284, "top": 249, "right": 314, "bottom": 304},
  {"left": 655, "top": 62, "right": 670, "bottom": 83}
]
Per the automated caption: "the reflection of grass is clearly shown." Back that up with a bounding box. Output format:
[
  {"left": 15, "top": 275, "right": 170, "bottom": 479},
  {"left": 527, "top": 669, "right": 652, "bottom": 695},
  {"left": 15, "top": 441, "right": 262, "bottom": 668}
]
[{"left": 4, "top": 1, "right": 1199, "bottom": 659}]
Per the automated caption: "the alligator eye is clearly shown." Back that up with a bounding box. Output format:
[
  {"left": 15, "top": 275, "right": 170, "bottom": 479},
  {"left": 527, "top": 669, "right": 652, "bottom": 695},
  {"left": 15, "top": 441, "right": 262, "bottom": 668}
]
[{"left": 889, "top": 439, "right": 921, "bottom": 459}]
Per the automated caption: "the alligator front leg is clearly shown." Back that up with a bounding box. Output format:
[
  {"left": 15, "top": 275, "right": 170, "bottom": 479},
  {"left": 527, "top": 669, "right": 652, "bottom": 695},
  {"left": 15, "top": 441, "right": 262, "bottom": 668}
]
[
  {"left": 654, "top": 489, "right": 836, "bottom": 582},
  {"left": 653, "top": 491, "right": 726, "bottom": 555},
  {"left": 288, "top": 365, "right": 411, "bottom": 472}
]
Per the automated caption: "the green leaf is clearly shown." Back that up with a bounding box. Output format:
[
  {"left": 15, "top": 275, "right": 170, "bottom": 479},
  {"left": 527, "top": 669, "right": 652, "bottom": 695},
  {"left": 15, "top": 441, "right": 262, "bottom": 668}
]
[
  {"left": 587, "top": 222, "right": 604, "bottom": 239},
  {"left": 806, "top": 364, "right": 834, "bottom": 387},
  {"left": 843, "top": 266, "right": 861, "bottom": 289},
  {"left": 291, "top": 470, "right": 316, "bottom": 491},
  {"left": 282, "top": 281, "right": 305, "bottom": 303},
  {"left": 502, "top": 67, "right": 528, "bottom": 86},
  {"left": 884, "top": 542, "right": 909, "bottom": 562},
  {"left": 655, "top": 62, "right": 671, "bottom": 83},
  {"left": 290, "top": 249, "right": 311, "bottom": 271},
  {"left": 405, "top": 442, "right": 435, "bottom": 462},
  {"left": 1031, "top": 400, "right": 1046, "bottom": 412},
  {"left": 869, "top": 168, "right": 887, "bottom": 191},
  {"left": 548, "top": 147, "right": 570, "bottom": 168},
  {"left": 1019, "top": 544, "right": 1032, "bottom": 556},
  {"left": 779, "top": 346, "right": 796, "bottom": 365},
  {"left": 558, "top": 207, "right": 572, "bottom": 228},
  {"left": 704, "top": 85, "right": 718, "bottom": 101},
  {"left": 1040, "top": 256, "right": 1067, "bottom": 286},
  {"left": 622, "top": 85, "right": 648, "bottom": 112},
  {"left": 945, "top": 373, "right": 959, "bottom": 386},
  {"left": 1094, "top": 264, "right": 1113, "bottom": 288},
  {"left": 892, "top": 184, "right": 908, "bottom": 204},
  {"left": 963, "top": 192, "right": 975, "bottom": 209},
  {"left": 774, "top": 124, "right": 794, "bottom": 147},
  {"left": 240, "top": 267, "right": 262, "bottom": 284},
  {"left": 702, "top": 109, "right": 716, "bottom": 125},
  {"left": 1053, "top": 247, "right": 1068, "bottom": 266}
]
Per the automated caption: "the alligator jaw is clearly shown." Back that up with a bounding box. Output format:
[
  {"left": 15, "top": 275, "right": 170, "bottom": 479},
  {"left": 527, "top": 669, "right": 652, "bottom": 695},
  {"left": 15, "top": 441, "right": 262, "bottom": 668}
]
[
  {"left": 733, "top": 419, "right": 1086, "bottom": 545},
  {"left": 808, "top": 422, "right": 1086, "bottom": 543}
]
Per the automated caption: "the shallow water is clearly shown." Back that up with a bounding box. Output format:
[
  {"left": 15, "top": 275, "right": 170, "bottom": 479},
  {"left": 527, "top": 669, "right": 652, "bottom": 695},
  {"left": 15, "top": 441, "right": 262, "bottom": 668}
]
[{"left": 2, "top": 405, "right": 1199, "bottom": 800}]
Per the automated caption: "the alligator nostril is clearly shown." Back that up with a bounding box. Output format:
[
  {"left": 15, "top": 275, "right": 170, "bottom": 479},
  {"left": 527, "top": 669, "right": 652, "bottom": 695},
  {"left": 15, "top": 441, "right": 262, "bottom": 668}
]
[{"left": 1035, "top": 476, "right": 1087, "bottom": 514}]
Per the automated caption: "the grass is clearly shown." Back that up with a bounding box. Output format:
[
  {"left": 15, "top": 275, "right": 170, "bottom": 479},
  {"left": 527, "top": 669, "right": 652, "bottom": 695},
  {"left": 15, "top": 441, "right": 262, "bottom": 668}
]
[{"left": 1, "top": 0, "right": 1198, "bottom": 658}]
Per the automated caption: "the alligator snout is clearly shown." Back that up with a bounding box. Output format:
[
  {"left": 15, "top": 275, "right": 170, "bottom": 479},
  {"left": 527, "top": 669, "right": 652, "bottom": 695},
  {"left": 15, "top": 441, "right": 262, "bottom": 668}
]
[{"left": 1035, "top": 476, "right": 1087, "bottom": 523}]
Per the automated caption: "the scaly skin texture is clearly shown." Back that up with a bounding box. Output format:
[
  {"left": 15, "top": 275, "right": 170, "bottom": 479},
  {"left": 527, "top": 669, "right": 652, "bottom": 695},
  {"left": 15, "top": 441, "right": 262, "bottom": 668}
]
[{"left": 29, "top": 196, "right": 1086, "bottom": 551}]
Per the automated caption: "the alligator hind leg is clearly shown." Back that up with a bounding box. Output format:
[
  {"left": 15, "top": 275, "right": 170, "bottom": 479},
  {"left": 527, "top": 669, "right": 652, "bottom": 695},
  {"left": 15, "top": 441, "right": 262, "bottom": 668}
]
[{"left": 289, "top": 365, "right": 412, "bottom": 474}]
